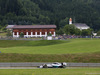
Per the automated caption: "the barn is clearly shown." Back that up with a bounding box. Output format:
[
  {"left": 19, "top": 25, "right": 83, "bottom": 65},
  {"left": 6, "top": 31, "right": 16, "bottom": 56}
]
[{"left": 6, "top": 25, "right": 56, "bottom": 38}]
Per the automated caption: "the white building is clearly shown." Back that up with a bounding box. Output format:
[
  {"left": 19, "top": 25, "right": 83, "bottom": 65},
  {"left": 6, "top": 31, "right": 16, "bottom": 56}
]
[
  {"left": 69, "top": 18, "right": 90, "bottom": 30},
  {"left": 73, "top": 23, "right": 90, "bottom": 30}
]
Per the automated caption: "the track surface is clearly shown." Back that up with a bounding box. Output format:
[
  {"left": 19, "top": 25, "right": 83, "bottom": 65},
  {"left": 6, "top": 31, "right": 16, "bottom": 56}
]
[{"left": 0, "top": 67, "right": 100, "bottom": 69}]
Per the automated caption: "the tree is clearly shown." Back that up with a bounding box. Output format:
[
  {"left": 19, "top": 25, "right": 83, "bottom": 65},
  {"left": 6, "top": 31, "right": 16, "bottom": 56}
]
[
  {"left": 97, "top": 30, "right": 100, "bottom": 36},
  {"left": 63, "top": 25, "right": 70, "bottom": 35},
  {"left": 1, "top": 19, "right": 8, "bottom": 26},
  {"left": 81, "top": 29, "right": 92, "bottom": 36},
  {"left": 75, "top": 28, "right": 81, "bottom": 35},
  {"left": 0, "top": 26, "right": 2, "bottom": 30},
  {"left": 20, "top": 32, "right": 24, "bottom": 38},
  {"left": 1, "top": 26, "right": 7, "bottom": 32},
  {"left": 39, "top": 15, "right": 50, "bottom": 24},
  {"left": 6, "top": 30, "right": 12, "bottom": 36},
  {"left": 59, "top": 17, "right": 69, "bottom": 28},
  {"left": 56, "top": 28, "right": 64, "bottom": 35},
  {"left": 47, "top": 32, "right": 52, "bottom": 36},
  {"left": 0, "top": 0, "right": 100, "bottom": 31},
  {"left": 63, "top": 24, "right": 82, "bottom": 35},
  {"left": 63, "top": 24, "right": 77, "bottom": 35}
]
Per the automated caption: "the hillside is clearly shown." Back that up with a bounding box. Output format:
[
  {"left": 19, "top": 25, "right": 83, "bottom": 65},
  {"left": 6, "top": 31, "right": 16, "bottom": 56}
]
[
  {"left": 0, "top": 0, "right": 100, "bottom": 30},
  {"left": 0, "top": 39, "right": 100, "bottom": 62},
  {"left": 0, "top": 39, "right": 100, "bottom": 54}
]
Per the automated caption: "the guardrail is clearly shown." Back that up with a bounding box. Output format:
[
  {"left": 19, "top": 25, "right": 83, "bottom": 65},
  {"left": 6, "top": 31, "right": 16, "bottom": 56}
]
[{"left": 0, "top": 63, "right": 100, "bottom": 67}]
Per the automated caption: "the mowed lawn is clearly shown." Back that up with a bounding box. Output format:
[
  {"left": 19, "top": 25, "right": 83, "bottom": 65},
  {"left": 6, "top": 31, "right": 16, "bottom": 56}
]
[
  {"left": 0, "top": 39, "right": 100, "bottom": 54},
  {"left": 0, "top": 32, "right": 7, "bottom": 36},
  {"left": 0, "top": 68, "right": 100, "bottom": 75}
]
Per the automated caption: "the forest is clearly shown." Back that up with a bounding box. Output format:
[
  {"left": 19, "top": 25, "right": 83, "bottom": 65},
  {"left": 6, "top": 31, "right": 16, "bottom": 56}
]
[{"left": 0, "top": 0, "right": 100, "bottom": 31}]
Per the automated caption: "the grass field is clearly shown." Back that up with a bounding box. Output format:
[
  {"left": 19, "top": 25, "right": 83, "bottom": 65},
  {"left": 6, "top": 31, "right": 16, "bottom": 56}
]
[
  {"left": 0, "top": 39, "right": 100, "bottom": 54},
  {"left": 0, "top": 39, "right": 100, "bottom": 62},
  {"left": 0, "top": 68, "right": 100, "bottom": 75},
  {"left": 0, "top": 32, "right": 6, "bottom": 36},
  {"left": 0, "top": 40, "right": 67, "bottom": 47}
]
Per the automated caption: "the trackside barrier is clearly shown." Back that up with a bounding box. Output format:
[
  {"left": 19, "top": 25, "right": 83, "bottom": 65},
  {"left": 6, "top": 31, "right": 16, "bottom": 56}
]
[{"left": 0, "top": 63, "right": 100, "bottom": 67}]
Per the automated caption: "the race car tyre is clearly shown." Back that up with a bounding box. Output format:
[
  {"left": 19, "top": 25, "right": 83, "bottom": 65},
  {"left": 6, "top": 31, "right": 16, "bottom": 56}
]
[{"left": 43, "top": 64, "right": 48, "bottom": 68}]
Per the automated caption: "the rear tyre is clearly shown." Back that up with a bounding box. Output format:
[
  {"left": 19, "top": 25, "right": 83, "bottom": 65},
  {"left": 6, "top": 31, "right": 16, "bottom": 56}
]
[
  {"left": 43, "top": 64, "right": 48, "bottom": 68},
  {"left": 62, "top": 65, "right": 66, "bottom": 68}
]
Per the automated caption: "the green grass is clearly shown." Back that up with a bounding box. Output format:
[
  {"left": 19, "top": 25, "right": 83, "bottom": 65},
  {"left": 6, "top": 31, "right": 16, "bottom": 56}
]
[
  {"left": 0, "top": 39, "right": 100, "bottom": 54},
  {"left": 0, "top": 53, "right": 100, "bottom": 62},
  {"left": 0, "top": 32, "right": 7, "bottom": 36},
  {"left": 0, "top": 40, "right": 67, "bottom": 47},
  {"left": 0, "top": 39, "right": 100, "bottom": 62},
  {"left": 0, "top": 68, "right": 100, "bottom": 75}
]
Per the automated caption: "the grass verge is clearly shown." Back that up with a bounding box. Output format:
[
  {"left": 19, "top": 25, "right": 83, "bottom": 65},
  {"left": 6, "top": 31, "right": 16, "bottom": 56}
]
[
  {"left": 0, "top": 68, "right": 100, "bottom": 75},
  {"left": 0, "top": 52, "right": 100, "bottom": 63}
]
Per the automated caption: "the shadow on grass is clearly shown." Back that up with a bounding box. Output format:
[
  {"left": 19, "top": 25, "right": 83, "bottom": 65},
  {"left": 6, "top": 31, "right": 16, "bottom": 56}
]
[{"left": 0, "top": 40, "right": 69, "bottom": 48}]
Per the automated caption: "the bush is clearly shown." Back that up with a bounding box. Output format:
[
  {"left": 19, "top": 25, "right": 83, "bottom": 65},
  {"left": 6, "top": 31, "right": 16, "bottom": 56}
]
[
  {"left": 97, "top": 31, "right": 100, "bottom": 36},
  {"left": 56, "top": 28, "right": 64, "bottom": 35},
  {"left": 6, "top": 30, "right": 12, "bottom": 36},
  {"left": 48, "top": 33, "right": 52, "bottom": 36},
  {"left": 20, "top": 32, "right": 24, "bottom": 38}
]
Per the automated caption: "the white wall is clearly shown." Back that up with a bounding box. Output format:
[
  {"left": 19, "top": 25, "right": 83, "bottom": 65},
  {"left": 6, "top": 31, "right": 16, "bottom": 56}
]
[{"left": 13, "top": 32, "right": 56, "bottom": 38}]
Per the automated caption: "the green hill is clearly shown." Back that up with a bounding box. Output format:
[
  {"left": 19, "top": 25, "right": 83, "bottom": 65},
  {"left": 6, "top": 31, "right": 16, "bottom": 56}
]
[
  {"left": 0, "top": 39, "right": 100, "bottom": 54},
  {"left": 0, "top": 0, "right": 100, "bottom": 30},
  {"left": 0, "top": 39, "right": 100, "bottom": 62}
]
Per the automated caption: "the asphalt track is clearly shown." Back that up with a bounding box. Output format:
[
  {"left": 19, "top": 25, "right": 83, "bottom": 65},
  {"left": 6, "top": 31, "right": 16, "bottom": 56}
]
[
  {"left": 0, "top": 63, "right": 100, "bottom": 67},
  {"left": 0, "top": 67, "right": 100, "bottom": 69}
]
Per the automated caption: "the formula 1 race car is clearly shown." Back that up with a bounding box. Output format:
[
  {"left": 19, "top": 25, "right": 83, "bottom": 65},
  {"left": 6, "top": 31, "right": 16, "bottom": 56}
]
[{"left": 38, "top": 62, "right": 67, "bottom": 68}]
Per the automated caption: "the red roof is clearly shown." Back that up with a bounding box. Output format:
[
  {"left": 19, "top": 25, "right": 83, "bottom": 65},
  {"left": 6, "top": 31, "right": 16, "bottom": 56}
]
[{"left": 7, "top": 25, "right": 56, "bottom": 29}]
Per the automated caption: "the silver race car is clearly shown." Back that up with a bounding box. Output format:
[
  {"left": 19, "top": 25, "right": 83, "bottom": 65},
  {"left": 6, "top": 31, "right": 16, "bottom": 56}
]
[{"left": 39, "top": 62, "right": 67, "bottom": 68}]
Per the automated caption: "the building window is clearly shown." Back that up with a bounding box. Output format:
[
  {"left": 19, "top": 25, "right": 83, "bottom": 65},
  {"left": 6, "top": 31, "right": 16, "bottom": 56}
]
[
  {"left": 28, "top": 32, "right": 31, "bottom": 35},
  {"left": 51, "top": 32, "right": 54, "bottom": 35},
  {"left": 24, "top": 32, "right": 26, "bottom": 35},
  {"left": 47, "top": 32, "right": 49, "bottom": 34},
  {"left": 33, "top": 32, "right": 35, "bottom": 35},
  {"left": 37, "top": 32, "right": 40, "bottom": 35},
  {"left": 42, "top": 32, "right": 45, "bottom": 35},
  {"left": 14, "top": 32, "right": 17, "bottom": 35},
  {"left": 19, "top": 32, "right": 21, "bottom": 35}
]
